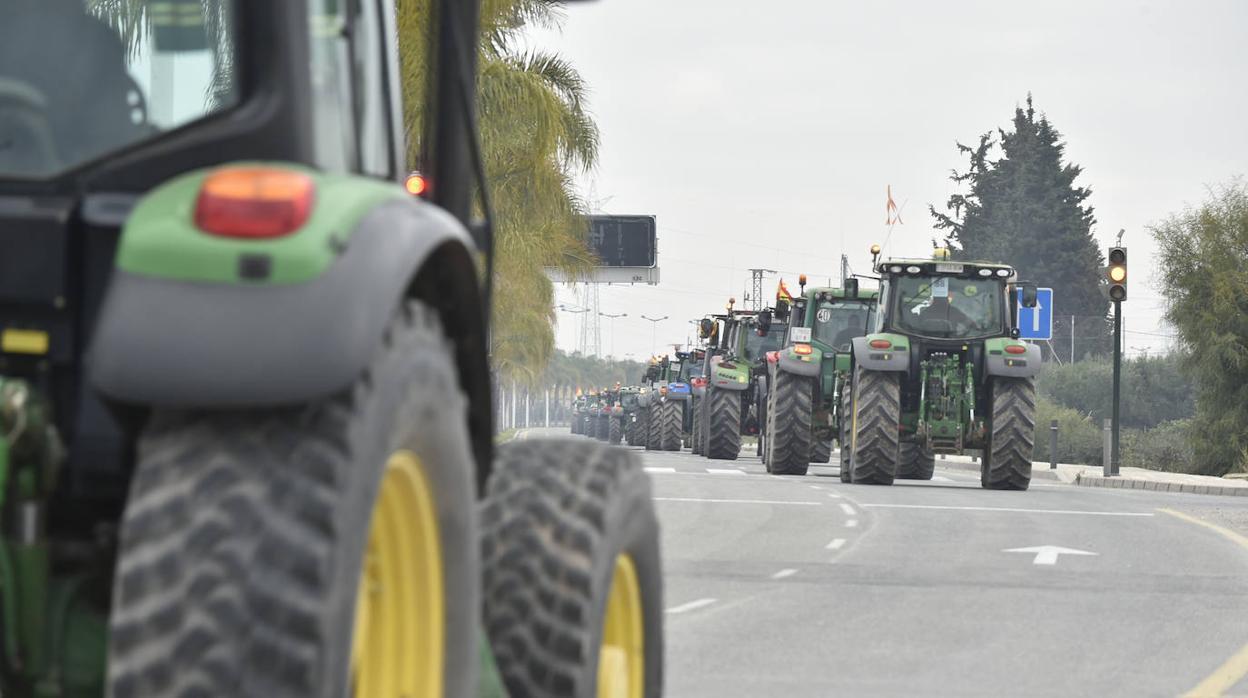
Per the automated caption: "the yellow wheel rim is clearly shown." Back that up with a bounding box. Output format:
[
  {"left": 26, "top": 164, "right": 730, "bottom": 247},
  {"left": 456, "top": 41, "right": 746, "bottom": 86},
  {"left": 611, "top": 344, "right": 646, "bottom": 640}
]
[
  {"left": 351, "top": 450, "right": 444, "bottom": 697},
  {"left": 598, "top": 553, "right": 644, "bottom": 698}
]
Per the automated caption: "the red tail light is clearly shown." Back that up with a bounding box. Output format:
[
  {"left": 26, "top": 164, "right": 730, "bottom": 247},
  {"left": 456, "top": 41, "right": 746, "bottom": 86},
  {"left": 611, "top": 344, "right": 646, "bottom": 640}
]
[
  {"left": 195, "top": 167, "right": 315, "bottom": 238},
  {"left": 868, "top": 339, "right": 892, "bottom": 349},
  {"left": 1004, "top": 344, "right": 1027, "bottom": 354},
  {"left": 794, "top": 343, "right": 813, "bottom": 355}
]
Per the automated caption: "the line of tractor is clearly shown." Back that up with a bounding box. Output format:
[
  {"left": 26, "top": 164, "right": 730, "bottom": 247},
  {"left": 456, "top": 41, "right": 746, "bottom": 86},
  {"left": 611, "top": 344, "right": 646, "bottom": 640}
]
[{"left": 572, "top": 245, "right": 1043, "bottom": 490}]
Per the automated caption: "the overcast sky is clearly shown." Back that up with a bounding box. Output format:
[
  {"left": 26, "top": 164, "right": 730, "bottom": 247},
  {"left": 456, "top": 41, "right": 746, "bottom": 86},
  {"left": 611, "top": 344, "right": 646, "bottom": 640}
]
[{"left": 527, "top": 0, "right": 1248, "bottom": 362}]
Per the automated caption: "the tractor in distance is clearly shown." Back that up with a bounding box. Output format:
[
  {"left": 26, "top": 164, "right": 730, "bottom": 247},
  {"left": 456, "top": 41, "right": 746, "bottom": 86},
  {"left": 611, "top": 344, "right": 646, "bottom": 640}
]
[
  {"left": 594, "top": 383, "right": 626, "bottom": 445},
  {"left": 698, "top": 300, "right": 788, "bottom": 460},
  {"left": 620, "top": 385, "right": 643, "bottom": 445},
  {"left": 0, "top": 2, "right": 664, "bottom": 697},
  {"left": 673, "top": 349, "right": 705, "bottom": 448},
  {"left": 636, "top": 354, "right": 689, "bottom": 451},
  {"left": 842, "top": 246, "right": 1041, "bottom": 489},
  {"left": 762, "top": 274, "right": 879, "bottom": 475}
]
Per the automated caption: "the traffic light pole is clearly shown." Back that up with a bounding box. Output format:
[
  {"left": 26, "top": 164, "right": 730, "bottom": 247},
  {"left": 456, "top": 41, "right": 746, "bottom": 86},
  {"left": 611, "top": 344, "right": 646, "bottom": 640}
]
[{"left": 1111, "top": 299, "right": 1122, "bottom": 475}]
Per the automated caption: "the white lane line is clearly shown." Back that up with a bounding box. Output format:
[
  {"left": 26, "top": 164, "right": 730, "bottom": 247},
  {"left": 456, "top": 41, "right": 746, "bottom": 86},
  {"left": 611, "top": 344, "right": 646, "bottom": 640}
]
[
  {"left": 824, "top": 491, "right": 842, "bottom": 499},
  {"left": 771, "top": 568, "right": 798, "bottom": 580},
  {"left": 932, "top": 475, "right": 953, "bottom": 482},
  {"left": 654, "top": 497, "right": 823, "bottom": 506},
  {"left": 859, "top": 503, "right": 1154, "bottom": 517},
  {"left": 845, "top": 519, "right": 859, "bottom": 528},
  {"left": 644, "top": 467, "right": 676, "bottom": 474},
  {"left": 839, "top": 503, "right": 857, "bottom": 516},
  {"left": 707, "top": 468, "right": 746, "bottom": 475},
  {"left": 809, "top": 485, "right": 825, "bottom": 490},
  {"left": 666, "top": 598, "right": 717, "bottom": 614},
  {"left": 826, "top": 538, "right": 847, "bottom": 550}
]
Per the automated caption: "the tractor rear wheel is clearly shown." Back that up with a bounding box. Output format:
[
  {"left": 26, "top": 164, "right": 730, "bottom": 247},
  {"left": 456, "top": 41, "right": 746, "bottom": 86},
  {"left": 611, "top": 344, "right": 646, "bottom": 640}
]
[
  {"left": 839, "top": 386, "right": 852, "bottom": 482},
  {"left": 645, "top": 406, "right": 661, "bottom": 451},
  {"left": 107, "top": 300, "right": 479, "bottom": 698},
  {"left": 658, "top": 401, "right": 683, "bottom": 451},
  {"left": 764, "top": 371, "right": 812, "bottom": 475},
  {"left": 609, "top": 415, "right": 623, "bottom": 445},
  {"left": 810, "top": 436, "right": 832, "bottom": 464},
  {"left": 705, "top": 388, "right": 742, "bottom": 461},
  {"left": 896, "top": 440, "right": 936, "bottom": 480},
  {"left": 482, "top": 439, "right": 664, "bottom": 698},
  {"left": 981, "top": 377, "right": 1036, "bottom": 490},
  {"left": 690, "top": 397, "right": 703, "bottom": 455},
  {"left": 849, "top": 365, "right": 900, "bottom": 485}
]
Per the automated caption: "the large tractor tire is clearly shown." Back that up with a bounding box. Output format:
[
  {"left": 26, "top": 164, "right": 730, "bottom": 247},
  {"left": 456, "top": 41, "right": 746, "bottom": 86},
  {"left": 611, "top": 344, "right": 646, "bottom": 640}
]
[
  {"left": 981, "top": 377, "right": 1037, "bottom": 490},
  {"left": 482, "top": 439, "right": 664, "bottom": 698},
  {"left": 658, "top": 400, "right": 684, "bottom": 451},
  {"left": 108, "top": 301, "right": 479, "bottom": 698},
  {"left": 839, "top": 387, "right": 852, "bottom": 482},
  {"left": 811, "top": 435, "right": 832, "bottom": 464},
  {"left": 690, "top": 397, "right": 703, "bottom": 455},
  {"left": 764, "top": 371, "right": 812, "bottom": 475},
  {"left": 705, "top": 388, "right": 742, "bottom": 461},
  {"left": 896, "top": 440, "right": 936, "bottom": 480},
  {"left": 597, "top": 414, "right": 610, "bottom": 441},
  {"left": 645, "top": 406, "right": 661, "bottom": 451},
  {"left": 609, "top": 415, "right": 623, "bottom": 445},
  {"left": 624, "top": 417, "right": 636, "bottom": 446},
  {"left": 848, "top": 365, "right": 901, "bottom": 485}
]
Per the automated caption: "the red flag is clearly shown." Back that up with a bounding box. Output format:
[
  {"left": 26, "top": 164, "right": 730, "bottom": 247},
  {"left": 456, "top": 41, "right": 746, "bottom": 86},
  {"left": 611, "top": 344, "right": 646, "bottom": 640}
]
[
  {"left": 886, "top": 185, "right": 903, "bottom": 225},
  {"left": 777, "top": 279, "right": 793, "bottom": 303}
]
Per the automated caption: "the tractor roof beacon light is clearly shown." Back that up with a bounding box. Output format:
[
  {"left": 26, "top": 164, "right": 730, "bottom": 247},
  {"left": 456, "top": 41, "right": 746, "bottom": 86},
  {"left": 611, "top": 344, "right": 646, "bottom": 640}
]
[
  {"left": 1107, "top": 246, "right": 1127, "bottom": 302},
  {"left": 870, "top": 244, "right": 881, "bottom": 267},
  {"left": 798, "top": 274, "right": 807, "bottom": 293},
  {"left": 404, "top": 171, "right": 428, "bottom": 196}
]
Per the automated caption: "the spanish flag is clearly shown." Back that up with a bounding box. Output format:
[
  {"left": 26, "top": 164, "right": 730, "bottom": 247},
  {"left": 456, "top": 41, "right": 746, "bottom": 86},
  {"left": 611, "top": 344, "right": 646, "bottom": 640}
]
[
  {"left": 777, "top": 279, "right": 793, "bottom": 303},
  {"left": 886, "top": 185, "right": 903, "bottom": 225}
]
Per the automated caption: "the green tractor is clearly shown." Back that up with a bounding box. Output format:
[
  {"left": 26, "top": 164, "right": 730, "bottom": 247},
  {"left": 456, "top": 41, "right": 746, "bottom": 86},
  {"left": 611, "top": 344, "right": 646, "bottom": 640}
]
[
  {"left": 570, "top": 391, "right": 590, "bottom": 435},
  {"left": 0, "top": 2, "right": 663, "bottom": 697},
  {"left": 842, "top": 247, "right": 1041, "bottom": 489},
  {"left": 620, "top": 386, "right": 643, "bottom": 445},
  {"left": 592, "top": 384, "right": 625, "bottom": 445},
  {"left": 636, "top": 356, "right": 687, "bottom": 451},
  {"left": 697, "top": 303, "right": 788, "bottom": 460},
  {"left": 762, "top": 277, "right": 878, "bottom": 475}
]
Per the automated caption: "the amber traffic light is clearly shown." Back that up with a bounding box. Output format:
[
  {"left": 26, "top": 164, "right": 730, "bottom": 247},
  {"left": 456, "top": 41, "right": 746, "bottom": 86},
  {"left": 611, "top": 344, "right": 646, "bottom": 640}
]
[{"left": 1107, "top": 247, "right": 1127, "bottom": 301}]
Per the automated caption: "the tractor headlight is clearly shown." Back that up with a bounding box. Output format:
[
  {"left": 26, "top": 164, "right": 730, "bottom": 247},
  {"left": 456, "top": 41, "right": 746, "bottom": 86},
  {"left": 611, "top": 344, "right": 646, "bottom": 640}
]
[
  {"left": 995, "top": 268, "right": 1010, "bottom": 277},
  {"left": 889, "top": 265, "right": 903, "bottom": 273},
  {"left": 906, "top": 265, "right": 921, "bottom": 274},
  {"left": 978, "top": 268, "right": 993, "bottom": 277}
]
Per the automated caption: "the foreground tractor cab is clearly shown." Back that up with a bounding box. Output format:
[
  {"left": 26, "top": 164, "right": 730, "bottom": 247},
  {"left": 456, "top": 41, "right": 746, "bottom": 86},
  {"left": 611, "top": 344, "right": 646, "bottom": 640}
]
[
  {"left": 699, "top": 302, "right": 789, "bottom": 460},
  {"left": 0, "top": 2, "right": 662, "bottom": 697},
  {"left": 763, "top": 276, "right": 879, "bottom": 475},
  {"left": 843, "top": 246, "right": 1041, "bottom": 489},
  {"left": 637, "top": 356, "right": 687, "bottom": 451}
]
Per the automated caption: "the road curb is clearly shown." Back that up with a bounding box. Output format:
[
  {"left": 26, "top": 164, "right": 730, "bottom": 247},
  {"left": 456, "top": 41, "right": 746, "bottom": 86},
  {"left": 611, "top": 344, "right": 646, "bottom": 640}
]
[
  {"left": 1075, "top": 473, "right": 1248, "bottom": 497},
  {"left": 935, "top": 458, "right": 1062, "bottom": 481}
]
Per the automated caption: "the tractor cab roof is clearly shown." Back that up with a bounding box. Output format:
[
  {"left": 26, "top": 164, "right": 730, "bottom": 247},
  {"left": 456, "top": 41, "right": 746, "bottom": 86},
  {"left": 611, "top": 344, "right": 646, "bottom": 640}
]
[
  {"left": 875, "top": 258, "right": 1017, "bottom": 281},
  {"left": 804, "top": 286, "right": 880, "bottom": 301}
]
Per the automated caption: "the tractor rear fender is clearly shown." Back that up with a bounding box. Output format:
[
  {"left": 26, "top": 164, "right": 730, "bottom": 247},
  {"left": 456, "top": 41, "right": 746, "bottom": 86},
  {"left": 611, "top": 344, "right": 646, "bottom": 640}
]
[
  {"left": 851, "top": 334, "right": 910, "bottom": 372},
  {"left": 89, "top": 168, "right": 492, "bottom": 479},
  {"left": 775, "top": 345, "right": 822, "bottom": 378},
  {"left": 983, "top": 338, "right": 1042, "bottom": 378}
]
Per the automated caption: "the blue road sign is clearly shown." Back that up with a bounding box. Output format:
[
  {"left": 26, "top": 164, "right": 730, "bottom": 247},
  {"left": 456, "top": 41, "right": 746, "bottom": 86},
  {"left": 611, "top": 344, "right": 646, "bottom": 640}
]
[{"left": 1017, "top": 288, "right": 1053, "bottom": 340}]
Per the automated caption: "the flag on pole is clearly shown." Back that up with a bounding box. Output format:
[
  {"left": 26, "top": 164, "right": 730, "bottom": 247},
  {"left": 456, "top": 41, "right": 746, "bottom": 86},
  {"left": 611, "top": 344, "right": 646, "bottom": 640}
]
[
  {"left": 886, "top": 185, "right": 903, "bottom": 225},
  {"left": 777, "top": 278, "right": 793, "bottom": 303}
]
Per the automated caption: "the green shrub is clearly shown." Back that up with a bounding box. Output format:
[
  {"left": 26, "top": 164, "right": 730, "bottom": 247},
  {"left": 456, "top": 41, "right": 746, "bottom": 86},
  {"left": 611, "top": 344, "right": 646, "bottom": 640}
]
[
  {"left": 1120, "top": 419, "right": 1197, "bottom": 473},
  {"left": 1031, "top": 396, "right": 1104, "bottom": 466},
  {"left": 1037, "top": 354, "right": 1195, "bottom": 430}
]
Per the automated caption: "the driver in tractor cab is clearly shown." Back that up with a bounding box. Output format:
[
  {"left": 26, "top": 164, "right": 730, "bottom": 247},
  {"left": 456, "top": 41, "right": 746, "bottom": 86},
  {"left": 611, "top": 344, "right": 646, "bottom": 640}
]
[
  {"left": 831, "top": 310, "right": 869, "bottom": 350},
  {"left": 917, "top": 294, "right": 973, "bottom": 331},
  {"left": 1, "top": 0, "right": 147, "bottom": 174}
]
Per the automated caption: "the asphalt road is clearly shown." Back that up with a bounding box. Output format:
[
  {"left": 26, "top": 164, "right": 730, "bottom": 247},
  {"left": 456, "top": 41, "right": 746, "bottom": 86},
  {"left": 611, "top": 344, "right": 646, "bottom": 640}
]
[{"left": 528, "top": 428, "right": 1248, "bottom": 697}]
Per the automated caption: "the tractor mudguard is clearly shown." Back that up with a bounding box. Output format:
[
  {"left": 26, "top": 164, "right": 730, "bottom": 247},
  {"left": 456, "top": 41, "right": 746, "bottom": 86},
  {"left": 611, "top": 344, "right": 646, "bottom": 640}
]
[
  {"left": 983, "top": 338, "right": 1042, "bottom": 378},
  {"left": 709, "top": 357, "right": 750, "bottom": 391},
  {"left": 665, "top": 382, "right": 692, "bottom": 401},
  {"left": 89, "top": 177, "right": 478, "bottom": 407},
  {"left": 775, "top": 346, "right": 821, "bottom": 378},
  {"left": 851, "top": 334, "right": 909, "bottom": 372}
]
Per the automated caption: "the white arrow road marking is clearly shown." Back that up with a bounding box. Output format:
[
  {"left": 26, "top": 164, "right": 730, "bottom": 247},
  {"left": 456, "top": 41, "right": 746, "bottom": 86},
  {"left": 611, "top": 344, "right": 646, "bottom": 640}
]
[
  {"left": 1004, "top": 545, "right": 1098, "bottom": 565},
  {"left": 826, "top": 538, "right": 847, "bottom": 550},
  {"left": 845, "top": 519, "right": 859, "bottom": 528},
  {"left": 771, "top": 568, "right": 798, "bottom": 579},
  {"left": 666, "top": 598, "right": 717, "bottom": 614},
  {"left": 839, "top": 503, "right": 857, "bottom": 516}
]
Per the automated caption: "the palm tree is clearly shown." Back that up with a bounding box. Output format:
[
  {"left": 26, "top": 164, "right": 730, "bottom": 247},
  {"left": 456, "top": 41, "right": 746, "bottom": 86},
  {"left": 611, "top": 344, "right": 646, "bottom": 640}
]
[{"left": 398, "top": 0, "right": 599, "bottom": 386}]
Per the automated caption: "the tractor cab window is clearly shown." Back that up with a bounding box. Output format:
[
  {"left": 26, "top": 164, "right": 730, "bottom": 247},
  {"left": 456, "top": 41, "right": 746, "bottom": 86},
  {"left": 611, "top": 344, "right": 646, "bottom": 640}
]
[
  {"left": 813, "top": 301, "right": 875, "bottom": 351},
  {"left": 667, "top": 359, "right": 682, "bottom": 381},
  {"left": 893, "top": 275, "right": 1004, "bottom": 339},
  {"left": 0, "top": 0, "right": 238, "bottom": 178},
  {"left": 745, "top": 321, "right": 788, "bottom": 360}
]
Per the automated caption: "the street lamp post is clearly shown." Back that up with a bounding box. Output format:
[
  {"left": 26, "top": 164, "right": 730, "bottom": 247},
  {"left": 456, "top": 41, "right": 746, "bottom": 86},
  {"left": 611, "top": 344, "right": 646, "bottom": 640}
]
[
  {"left": 599, "top": 311, "right": 627, "bottom": 358},
  {"left": 640, "top": 314, "right": 668, "bottom": 357}
]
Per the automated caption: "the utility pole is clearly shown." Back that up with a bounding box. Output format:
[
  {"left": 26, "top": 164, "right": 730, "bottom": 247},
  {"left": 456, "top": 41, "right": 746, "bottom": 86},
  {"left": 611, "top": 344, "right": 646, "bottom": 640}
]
[{"left": 748, "top": 269, "right": 776, "bottom": 311}]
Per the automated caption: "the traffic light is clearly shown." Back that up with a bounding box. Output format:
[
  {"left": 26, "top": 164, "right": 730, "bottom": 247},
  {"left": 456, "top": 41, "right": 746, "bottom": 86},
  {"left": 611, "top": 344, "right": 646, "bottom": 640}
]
[{"left": 1107, "top": 247, "right": 1127, "bottom": 301}]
